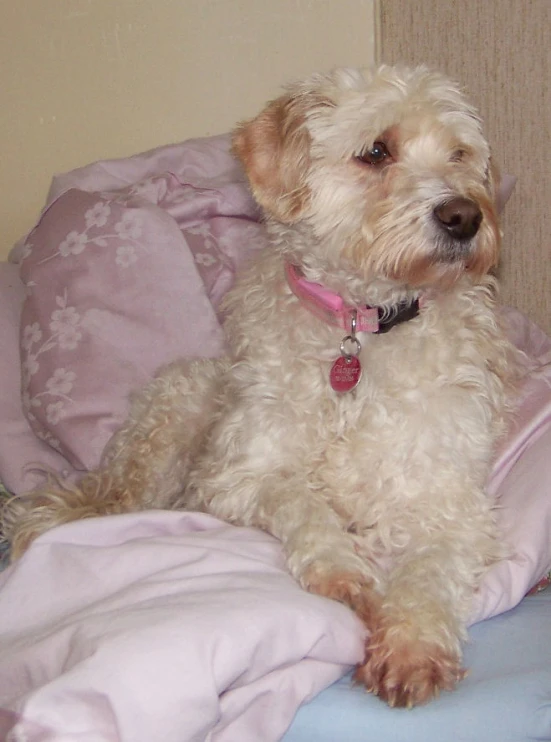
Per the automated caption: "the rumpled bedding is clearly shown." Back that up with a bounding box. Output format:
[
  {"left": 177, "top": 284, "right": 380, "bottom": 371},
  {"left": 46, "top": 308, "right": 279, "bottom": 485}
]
[
  {"left": 0, "top": 135, "right": 550, "bottom": 741},
  {"left": 0, "top": 512, "right": 365, "bottom": 742}
]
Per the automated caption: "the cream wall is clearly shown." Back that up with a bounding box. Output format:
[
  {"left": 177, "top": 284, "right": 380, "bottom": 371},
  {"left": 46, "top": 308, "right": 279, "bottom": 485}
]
[{"left": 0, "top": 0, "right": 378, "bottom": 259}]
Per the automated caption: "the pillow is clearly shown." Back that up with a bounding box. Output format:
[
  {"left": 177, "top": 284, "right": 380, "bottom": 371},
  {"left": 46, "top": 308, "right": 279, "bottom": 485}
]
[
  {"left": 0, "top": 264, "right": 73, "bottom": 495},
  {"left": 17, "top": 184, "right": 216, "bottom": 469},
  {"left": 16, "top": 135, "right": 270, "bottom": 470}
]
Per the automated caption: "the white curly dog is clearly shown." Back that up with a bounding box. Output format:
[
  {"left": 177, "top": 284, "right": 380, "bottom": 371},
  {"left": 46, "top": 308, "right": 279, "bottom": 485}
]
[{"left": 5, "top": 65, "right": 520, "bottom": 707}]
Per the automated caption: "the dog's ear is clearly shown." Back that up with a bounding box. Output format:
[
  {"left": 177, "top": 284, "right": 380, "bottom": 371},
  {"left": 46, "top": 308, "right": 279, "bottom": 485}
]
[{"left": 232, "top": 95, "right": 312, "bottom": 223}]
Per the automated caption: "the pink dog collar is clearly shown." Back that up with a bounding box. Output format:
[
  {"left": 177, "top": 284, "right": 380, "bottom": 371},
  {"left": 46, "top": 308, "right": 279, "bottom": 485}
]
[{"left": 285, "top": 263, "right": 420, "bottom": 335}]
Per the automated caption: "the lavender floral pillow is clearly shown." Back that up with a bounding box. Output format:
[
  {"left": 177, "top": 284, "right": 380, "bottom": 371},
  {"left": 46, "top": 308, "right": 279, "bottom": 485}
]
[{"left": 18, "top": 167, "right": 265, "bottom": 470}]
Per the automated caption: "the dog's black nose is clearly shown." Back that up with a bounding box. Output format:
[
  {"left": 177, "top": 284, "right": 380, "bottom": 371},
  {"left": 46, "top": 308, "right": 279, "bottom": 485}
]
[{"left": 433, "top": 197, "right": 482, "bottom": 241}]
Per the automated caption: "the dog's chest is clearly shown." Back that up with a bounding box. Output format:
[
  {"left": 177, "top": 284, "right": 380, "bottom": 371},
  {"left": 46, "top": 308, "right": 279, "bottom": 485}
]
[
  {"left": 268, "top": 320, "right": 495, "bottom": 491},
  {"left": 232, "top": 275, "right": 504, "bottom": 506}
]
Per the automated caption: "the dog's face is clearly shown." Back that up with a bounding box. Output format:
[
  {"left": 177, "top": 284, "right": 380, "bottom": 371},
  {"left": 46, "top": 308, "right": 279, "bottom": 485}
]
[{"left": 233, "top": 65, "right": 500, "bottom": 296}]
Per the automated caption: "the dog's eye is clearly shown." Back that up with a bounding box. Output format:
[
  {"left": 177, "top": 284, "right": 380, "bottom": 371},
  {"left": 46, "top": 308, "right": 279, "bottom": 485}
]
[
  {"left": 357, "top": 141, "right": 390, "bottom": 166},
  {"left": 451, "top": 149, "right": 467, "bottom": 163}
]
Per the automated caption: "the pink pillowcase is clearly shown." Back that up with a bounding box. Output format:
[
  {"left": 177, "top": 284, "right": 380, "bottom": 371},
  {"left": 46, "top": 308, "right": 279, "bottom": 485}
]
[{"left": 16, "top": 137, "right": 266, "bottom": 470}]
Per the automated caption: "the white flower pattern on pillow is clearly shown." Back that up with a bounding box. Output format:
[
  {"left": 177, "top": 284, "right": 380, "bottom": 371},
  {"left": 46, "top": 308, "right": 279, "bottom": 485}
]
[
  {"left": 34, "top": 199, "right": 146, "bottom": 271},
  {"left": 188, "top": 223, "right": 220, "bottom": 275},
  {"left": 49, "top": 295, "right": 83, "bottom": 351},
  {"left": 188, "top": 223, "right": 211, "bottom": 239},
  {"left": 85, "top": 202, "right": 111, "bottom": 228},
  {"left": 22, "top": 322, "right": 42, "bottom": 351},
  {"left": 195, "top": 253, "right": 217, "bottom": 267},
  {"left": 21, "top": 291, "right": 83, "bottom": 425},
  {"left": 45, "top": 368, "right": 77, "bottom": 396},
  {"left": 116, "top": 245, "right": 138, "bottom": 268},
  {"left": 22, "top": 356, "right": 40, "bottom": 386},
  {"left": 114, "top": 211, "right": 143, "bottom": 241},
  {"left": 46, "top": 400, "right": 66, "bottom": 426},
  {"left": 59, "top": 231, "right": 88, "bottom": 257}
]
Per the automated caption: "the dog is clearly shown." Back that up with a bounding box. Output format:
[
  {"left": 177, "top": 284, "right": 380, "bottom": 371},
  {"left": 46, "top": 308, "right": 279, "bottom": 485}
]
[{"left": 4, "top": 65, "right": 520, "bottom": 707}]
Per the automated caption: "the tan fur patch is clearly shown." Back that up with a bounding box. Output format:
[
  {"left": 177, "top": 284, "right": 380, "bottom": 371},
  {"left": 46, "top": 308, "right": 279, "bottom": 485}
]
[{"left": 232, "top": 95, "right": 313, "bottom": 222}]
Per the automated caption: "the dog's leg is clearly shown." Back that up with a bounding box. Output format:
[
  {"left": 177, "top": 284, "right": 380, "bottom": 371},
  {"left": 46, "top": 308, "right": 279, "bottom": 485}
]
[
  {"left": 180, "top": 465, "right": 384, "bottom": 629},
  {"left": 3, "top": 358, "right": 226, "bottom": 559},
  {"left": 355, "top": 526, "right": 496, "bottom": 707},
  {"left": 265, "top": 485, "right": 383, "bottom": 628}
]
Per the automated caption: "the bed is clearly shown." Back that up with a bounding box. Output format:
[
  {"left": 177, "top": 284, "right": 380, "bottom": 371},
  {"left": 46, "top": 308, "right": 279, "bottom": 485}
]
[{"left": 1, "top": 134, "right": 550, "bottom": 742}]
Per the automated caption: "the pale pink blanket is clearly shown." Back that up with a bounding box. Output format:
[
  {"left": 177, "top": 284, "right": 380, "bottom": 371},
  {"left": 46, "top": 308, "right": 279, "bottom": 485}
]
[
  {"left": 0, "top": 137, "right": 550, "bottom": 741},
  {"left": 0, "top": 513, "right": 365, "bottom": 742}
]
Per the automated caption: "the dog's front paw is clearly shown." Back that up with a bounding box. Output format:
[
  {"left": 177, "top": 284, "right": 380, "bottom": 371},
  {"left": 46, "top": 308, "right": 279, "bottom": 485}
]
[{"left": 355, "top": 625, "right": 465, "bottom": 707}]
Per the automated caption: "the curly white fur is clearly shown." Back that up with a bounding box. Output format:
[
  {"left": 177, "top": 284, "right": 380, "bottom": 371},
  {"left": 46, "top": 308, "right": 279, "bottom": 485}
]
[{"left": 4, "top": 65, "right": 521, "bottom": 708}]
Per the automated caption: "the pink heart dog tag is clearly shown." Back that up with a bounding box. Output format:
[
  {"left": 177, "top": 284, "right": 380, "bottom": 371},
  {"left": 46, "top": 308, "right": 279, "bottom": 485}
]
[{"left": 330, "top": 355, "right": 362, "bottom": 393}]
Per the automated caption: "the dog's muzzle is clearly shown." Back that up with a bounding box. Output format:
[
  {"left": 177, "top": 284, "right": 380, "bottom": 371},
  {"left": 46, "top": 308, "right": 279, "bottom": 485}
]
[{"left": 433, "top": 197, "right": 482, "bottom": 242}]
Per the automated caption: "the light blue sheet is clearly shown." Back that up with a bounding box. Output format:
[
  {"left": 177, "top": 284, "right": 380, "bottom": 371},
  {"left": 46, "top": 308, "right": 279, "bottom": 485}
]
[{"left": 284, "top": 590, "right": 551, "bottom": 742}]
